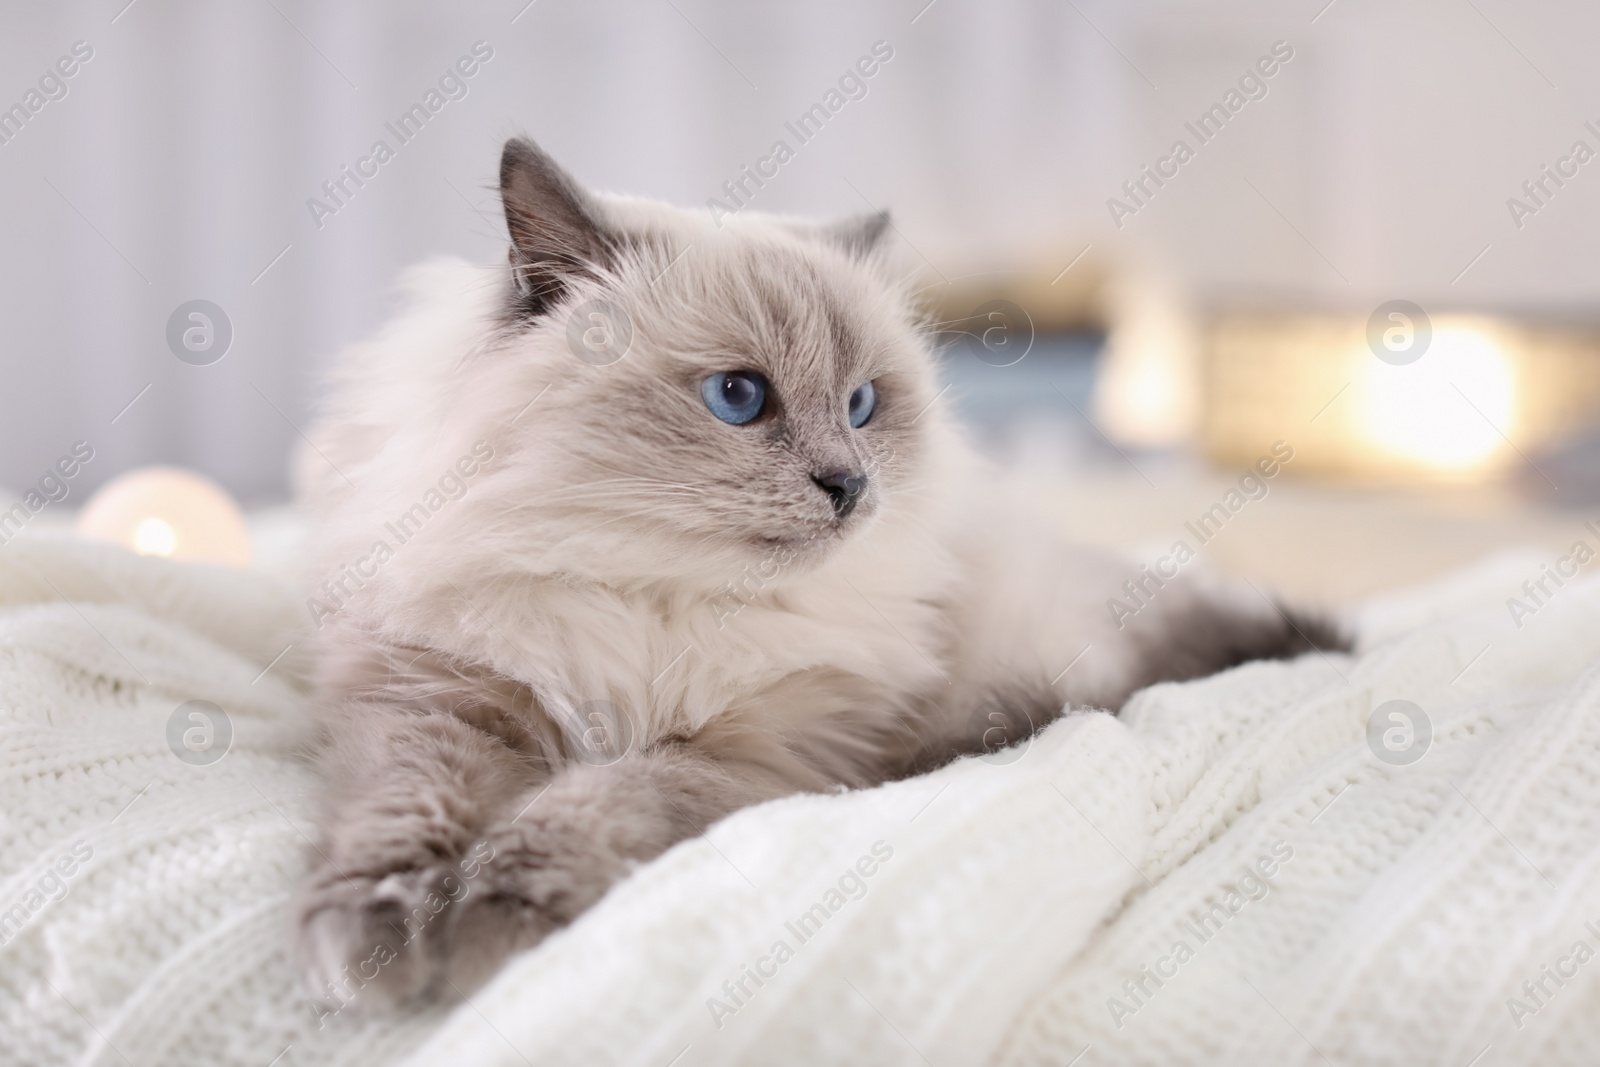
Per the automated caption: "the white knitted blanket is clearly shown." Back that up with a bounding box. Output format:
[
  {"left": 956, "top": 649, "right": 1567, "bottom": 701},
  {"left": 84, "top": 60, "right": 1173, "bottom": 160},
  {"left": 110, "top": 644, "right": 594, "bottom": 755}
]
[{"left": 4, "top": 536, "right": 1600, "bottom": 1067}]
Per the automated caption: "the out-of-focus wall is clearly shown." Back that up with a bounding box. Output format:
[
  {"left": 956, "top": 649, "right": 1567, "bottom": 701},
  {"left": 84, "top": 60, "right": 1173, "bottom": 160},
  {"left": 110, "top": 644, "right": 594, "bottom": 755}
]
[
  {"left": 1123, "top": 0, "right": 1600, "bottom": 314},
  {"left": 0, "top": 0, "right": 1594, "bottom": 500}
]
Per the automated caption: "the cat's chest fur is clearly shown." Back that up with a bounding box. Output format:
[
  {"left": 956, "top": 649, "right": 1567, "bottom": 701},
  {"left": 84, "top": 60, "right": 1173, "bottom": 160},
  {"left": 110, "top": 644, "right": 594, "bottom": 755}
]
[{"left": 385, "top": 498, "right": 963, "bottom": 749}]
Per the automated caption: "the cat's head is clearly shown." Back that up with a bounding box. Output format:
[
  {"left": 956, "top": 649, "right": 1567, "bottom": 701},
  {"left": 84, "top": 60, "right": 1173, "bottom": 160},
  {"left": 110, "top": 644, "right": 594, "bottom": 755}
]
[{"left": 473, "top": 137, "right": 948, "bottom": 590}]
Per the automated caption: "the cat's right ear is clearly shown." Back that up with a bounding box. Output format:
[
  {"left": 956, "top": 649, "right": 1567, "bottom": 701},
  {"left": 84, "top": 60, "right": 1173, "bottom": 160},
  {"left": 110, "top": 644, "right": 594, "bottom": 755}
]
[{"left": 499, "top": 137, "right": 611, "bottom": 317}]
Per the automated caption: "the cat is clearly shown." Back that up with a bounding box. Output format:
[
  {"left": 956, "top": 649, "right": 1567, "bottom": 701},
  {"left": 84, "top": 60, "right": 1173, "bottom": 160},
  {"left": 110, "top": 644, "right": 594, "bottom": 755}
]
[{"left": 292, "top": 135, "right": 1347, "bottom": 1007}]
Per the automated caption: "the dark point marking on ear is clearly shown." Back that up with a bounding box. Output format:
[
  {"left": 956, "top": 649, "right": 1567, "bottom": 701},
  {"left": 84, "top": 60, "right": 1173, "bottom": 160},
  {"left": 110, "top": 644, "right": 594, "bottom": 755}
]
[
  {"left": 824, "top": 211, "right": 891, "bottom": 258},
  {"left": 783, "top": 212, "right": 892, "bottom": 260},
  {"left": 499, "top": 136, "right": 613, "bottom": 320}
]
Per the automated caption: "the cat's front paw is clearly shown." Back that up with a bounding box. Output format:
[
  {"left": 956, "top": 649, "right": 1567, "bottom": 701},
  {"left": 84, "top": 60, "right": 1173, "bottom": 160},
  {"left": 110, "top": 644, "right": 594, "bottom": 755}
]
[{"left": 295, "top": 846, "right": 491, "bottom": 1009}]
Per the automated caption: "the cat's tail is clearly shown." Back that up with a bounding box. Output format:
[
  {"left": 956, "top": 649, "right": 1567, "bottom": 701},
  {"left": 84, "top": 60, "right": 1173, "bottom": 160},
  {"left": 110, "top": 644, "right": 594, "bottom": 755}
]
[
  {"left": 1125, "top": 589, "right": 1354, "bottom": 700},
  {"left": 1274, "top": 605, "right": 1354, "bottom": 658}
]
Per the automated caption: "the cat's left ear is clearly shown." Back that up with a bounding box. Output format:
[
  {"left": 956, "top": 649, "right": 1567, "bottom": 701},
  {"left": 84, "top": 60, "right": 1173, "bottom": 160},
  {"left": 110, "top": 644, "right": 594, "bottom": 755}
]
[
  {"left": 817, "top": 211, "right": 892, "bottom": 259},
  {"left": 500, "top": 136, "right": 612, "bottom": 316}
]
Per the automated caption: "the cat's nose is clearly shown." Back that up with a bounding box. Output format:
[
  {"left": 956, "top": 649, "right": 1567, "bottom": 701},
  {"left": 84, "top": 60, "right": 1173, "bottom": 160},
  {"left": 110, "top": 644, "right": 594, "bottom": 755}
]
[{"left": 812, "top": 469, "right": 867, "bottom": 518}]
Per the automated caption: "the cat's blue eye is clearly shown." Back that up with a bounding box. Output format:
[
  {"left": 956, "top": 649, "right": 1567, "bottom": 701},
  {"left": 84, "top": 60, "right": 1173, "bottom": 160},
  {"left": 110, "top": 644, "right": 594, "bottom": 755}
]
[
  {"left": 702, "top": 371, "right": 767, "bottom": 425},
  {"left": 848, "top": 380, "right": 877, "bottom": 428}
]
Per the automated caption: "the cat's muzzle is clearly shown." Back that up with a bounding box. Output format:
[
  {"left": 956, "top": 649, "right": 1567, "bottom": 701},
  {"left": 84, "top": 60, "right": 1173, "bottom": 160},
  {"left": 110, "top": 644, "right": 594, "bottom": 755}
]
[{"left": 812, "top": 469, "right": 867, "bottom": 519}]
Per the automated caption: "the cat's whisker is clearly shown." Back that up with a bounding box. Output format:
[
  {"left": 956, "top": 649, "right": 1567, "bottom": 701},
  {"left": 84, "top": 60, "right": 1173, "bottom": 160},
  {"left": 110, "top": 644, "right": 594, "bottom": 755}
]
[
  {"left": 497, "top": 474, "right": 715, "bottom": 498},
  {"left": 526, "top": 479, "right": 709, "bottom": 497},
  {"left": 536, "top": 443, "right": 711, "bottom": 490},
  {"left": 514, "top": 484, "right": 712, "bottom": 507}
]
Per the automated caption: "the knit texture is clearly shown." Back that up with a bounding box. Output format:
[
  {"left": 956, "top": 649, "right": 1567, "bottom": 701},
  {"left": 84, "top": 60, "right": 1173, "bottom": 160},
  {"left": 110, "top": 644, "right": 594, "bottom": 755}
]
[
  {"left": 0, "top": 538, "right": 446, "bottom": 1067},
  {"left": 2, "top": 537, "right": 1598, "bottom": 1066}
]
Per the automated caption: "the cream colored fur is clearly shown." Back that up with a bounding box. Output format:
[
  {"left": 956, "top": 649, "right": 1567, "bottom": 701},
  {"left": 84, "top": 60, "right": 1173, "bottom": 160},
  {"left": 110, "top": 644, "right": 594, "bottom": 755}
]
[{"left": 291, "top": 138, "right": 1339, "bottom": 1004}]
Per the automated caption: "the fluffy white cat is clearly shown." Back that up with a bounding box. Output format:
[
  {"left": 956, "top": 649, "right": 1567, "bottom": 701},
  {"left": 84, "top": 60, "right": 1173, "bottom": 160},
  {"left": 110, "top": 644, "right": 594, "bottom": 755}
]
[{"left": 292, "top": 137, "right": 1343, "bottom": 1007}]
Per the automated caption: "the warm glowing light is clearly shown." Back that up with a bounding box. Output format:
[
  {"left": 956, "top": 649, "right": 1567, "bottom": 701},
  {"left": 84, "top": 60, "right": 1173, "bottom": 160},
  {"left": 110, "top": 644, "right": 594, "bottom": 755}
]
[
  {"left": 1355, "top": 324, "right": 1515, "bottom": 472},
  {"left": 131, "top": 516, "right": 178, "bottom": 557},
  {"left": 76, "top": 467, "right": 251, "bottom": 567},
  {"left": 1095, "top": 275, "right": 1201, "bottom": 447},
  {"left": 1203, "top": 312, "right": 1595, "bottom": 485}
]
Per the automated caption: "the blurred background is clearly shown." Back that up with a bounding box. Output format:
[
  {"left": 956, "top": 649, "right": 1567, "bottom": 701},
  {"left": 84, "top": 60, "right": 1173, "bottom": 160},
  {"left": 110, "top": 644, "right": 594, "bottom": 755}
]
[{"left": 5, "top": 0, "right": 1600, "bottom": 602}]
